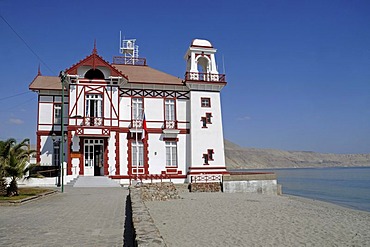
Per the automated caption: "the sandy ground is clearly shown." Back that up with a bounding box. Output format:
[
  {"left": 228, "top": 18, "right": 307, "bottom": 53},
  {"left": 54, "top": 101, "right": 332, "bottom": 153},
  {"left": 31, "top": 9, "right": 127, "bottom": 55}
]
[{"left": 145, "top": 192, "right": 370, "bottom": 247}]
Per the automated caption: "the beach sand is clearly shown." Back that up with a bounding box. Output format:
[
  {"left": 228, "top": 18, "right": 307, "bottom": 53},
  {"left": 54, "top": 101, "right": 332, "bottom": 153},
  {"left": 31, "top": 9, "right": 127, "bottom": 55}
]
[{"left": 145, "top": 192, "right": 370, "bottom": 246}]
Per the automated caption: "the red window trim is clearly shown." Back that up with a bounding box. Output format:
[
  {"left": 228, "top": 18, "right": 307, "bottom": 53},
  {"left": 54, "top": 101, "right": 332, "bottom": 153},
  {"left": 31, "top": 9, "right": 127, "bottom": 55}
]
[{"left": 163, "top": 137, "right": 179, "bottom": 142}]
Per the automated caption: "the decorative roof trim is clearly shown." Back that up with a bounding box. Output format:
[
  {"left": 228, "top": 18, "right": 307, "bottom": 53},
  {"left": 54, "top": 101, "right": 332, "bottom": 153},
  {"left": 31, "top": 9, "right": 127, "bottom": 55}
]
[{"left": 65, "top": 45, "right": 129, "bottom": 80}]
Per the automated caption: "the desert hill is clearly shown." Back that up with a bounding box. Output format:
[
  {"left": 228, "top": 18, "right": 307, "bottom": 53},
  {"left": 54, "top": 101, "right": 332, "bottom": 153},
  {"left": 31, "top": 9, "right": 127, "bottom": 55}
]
[{"left": 224, "top": 139, "right": 370, "bottom": 169}]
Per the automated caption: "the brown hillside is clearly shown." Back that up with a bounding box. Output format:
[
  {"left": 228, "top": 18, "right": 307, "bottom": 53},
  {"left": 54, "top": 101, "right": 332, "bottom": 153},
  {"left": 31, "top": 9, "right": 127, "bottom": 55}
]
[{"left": 224, "top": 139, "right": 370, "bottom": 169}]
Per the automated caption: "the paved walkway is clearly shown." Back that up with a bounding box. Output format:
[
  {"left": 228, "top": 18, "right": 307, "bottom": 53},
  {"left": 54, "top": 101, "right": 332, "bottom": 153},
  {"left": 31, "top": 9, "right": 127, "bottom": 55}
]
[{"left": 0, "top": 186, "right": 131, "bottom": 247}]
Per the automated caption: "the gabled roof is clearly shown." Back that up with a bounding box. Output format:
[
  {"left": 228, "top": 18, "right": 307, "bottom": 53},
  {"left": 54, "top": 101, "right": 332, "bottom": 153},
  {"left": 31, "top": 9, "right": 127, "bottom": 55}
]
[
  {"left": 65, "top": 47, "right": 128, "bottom": 80},
  {"left": 29, "top": 75, "right": 61, "bottom": 91},
  {"left": 29, "top": 45, "right": 184, "bottom": 91},
  {"left": 113, "top": 64, "right": 183, "bottom": 85}
]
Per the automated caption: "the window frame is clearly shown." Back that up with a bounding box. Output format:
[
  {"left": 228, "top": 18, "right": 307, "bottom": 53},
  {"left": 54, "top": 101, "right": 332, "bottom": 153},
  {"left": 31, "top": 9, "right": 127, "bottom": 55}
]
[
  {"left": 54, "top": 103, "right": 62, "bottom": 124},
  {"left": 132, "top": 139, "right": 144, "bottom": 167},
  {"left": 85, "top": 94, "right": 103, "bottom": 118},
  {"left": 201, "top": 97, "right": 211, "bottom": 108},
  {"left": 165, "top": 99, "right": 176, "bottom": 121},
  {"left": 165, "top": 141, "right": 178, "bottom": 167},
  {"left": 132, "top": 98, "right": 143, "bottom": 120}
]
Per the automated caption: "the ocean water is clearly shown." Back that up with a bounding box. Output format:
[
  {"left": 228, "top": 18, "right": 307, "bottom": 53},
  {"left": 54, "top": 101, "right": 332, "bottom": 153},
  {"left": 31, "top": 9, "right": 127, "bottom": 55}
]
[{"left": 237, "top": 167, "right": 370, "bottom": 212}]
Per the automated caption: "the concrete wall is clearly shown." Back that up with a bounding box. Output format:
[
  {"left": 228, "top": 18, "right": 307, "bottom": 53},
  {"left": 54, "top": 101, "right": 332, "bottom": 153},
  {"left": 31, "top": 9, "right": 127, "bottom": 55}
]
[
  {"left": 223, "top": 173, "right": 280, "bottom": 195},
  {"left": 223, "top": 180, "right": 278, "bottom": 195}
]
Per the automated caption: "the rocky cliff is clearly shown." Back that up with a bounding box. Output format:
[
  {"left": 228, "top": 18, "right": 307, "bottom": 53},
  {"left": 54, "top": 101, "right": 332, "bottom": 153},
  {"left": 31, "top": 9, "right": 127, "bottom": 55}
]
[{"left": 224, "top": 139, "right": 370, "bottom": 169}]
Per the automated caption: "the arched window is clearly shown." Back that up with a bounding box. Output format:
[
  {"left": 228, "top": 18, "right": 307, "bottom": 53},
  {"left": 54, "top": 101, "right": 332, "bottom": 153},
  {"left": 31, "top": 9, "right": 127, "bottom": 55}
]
[{"left": 84, "top": 69, "right": 105, "bottom": 79}]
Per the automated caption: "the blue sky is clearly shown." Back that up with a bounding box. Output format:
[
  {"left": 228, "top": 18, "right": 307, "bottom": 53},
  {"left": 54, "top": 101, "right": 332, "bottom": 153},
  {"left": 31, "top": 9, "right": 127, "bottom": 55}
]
[{"left": 1, "top": 0, "right": 369, "bottom": 154}]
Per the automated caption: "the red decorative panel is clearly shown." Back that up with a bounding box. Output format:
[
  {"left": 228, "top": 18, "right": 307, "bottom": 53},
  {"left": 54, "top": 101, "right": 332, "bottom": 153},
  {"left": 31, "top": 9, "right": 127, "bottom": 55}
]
[{"left": 76, "top": 128, "right": 83, "bottom": 135}]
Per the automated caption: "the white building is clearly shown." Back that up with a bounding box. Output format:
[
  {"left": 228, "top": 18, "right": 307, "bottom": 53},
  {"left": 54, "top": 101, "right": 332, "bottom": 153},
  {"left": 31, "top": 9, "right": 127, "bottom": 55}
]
[{"left": 29, "top": 38, "right": 228, "bottom": 184}]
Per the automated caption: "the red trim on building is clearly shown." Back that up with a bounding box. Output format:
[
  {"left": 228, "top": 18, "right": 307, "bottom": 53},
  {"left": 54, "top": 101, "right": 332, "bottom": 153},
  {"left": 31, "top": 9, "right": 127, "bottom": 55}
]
[
  {"left": 115, "top": 132, "right": 120, "bottom": 175},
  {"left": 65, "top": 50, "right": 128, "bottom": 79},
  {"left": 104, "top": 138, "right": 108, "bottom": 176},
  {"left": 109, "top": 174, "right": 187, "bottom": 180},
  {"left": 188, "top": 166, "right": 227, "bottom": 170},
  {"left": 188, "top": 171, "right": 229, "bottom": 175}
]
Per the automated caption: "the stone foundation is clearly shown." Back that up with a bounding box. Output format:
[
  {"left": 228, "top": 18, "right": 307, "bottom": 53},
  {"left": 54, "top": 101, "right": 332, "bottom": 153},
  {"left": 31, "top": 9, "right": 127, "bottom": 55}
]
[{"left": 189, "top": 182, "right": 222, "bottom": 192}]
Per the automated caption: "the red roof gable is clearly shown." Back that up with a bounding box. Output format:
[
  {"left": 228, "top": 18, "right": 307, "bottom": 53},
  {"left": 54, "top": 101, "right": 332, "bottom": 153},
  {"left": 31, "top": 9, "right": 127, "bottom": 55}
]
[{"left": 65, "top": 47, "right": 128, "bottom": 80}]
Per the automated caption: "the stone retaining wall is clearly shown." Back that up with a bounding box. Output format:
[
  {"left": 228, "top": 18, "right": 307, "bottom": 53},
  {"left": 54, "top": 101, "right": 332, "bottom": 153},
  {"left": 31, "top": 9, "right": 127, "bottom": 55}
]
[
  {"left": 129, "top": 182, "right": 184, "bottom": 246},
  {"left": 129, "top": 186, "right": 167, "bottom": 246}
]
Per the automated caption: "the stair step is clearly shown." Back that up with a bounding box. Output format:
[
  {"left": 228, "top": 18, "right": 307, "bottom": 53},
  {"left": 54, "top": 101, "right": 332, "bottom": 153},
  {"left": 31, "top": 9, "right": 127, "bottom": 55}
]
[{"left": 73, "top": 176, "right": 121, "bottom": 188}]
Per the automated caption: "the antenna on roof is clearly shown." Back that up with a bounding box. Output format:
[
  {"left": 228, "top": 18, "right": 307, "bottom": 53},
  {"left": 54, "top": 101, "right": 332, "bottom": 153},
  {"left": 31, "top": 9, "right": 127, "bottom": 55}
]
[
  {"left": 119, "top": 32, "right": 139, "bottom": 65},
  {"left": 222, "top": 54, "right": 226, "bottom": 74}
]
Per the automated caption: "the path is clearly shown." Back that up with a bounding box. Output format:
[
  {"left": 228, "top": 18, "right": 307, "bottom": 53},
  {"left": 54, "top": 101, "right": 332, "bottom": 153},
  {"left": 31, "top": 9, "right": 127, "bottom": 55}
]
[{"left": 0, "top": 186, "right": 131, "bottom": 247}]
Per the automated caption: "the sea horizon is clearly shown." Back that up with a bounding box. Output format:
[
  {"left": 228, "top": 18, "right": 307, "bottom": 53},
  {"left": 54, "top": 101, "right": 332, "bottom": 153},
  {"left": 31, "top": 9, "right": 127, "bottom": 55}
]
[{"left": 232, "top": 166, "right": 370, "bottom": 213}]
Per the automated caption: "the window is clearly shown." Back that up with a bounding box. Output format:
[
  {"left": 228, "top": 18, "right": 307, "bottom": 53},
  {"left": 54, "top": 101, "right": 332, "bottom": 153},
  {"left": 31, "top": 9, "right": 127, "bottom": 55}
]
[
  {"left": 201, "top": 97, "right": 211, "bottom": 107},
  {"left": 53, "top": 144, "right": 60, "bottom": 166},
  {"left": 54, "top": 104, "right": 62, "bottom": 124},
  {"left": 165, "top": 141, "right": 177, "bottom": 167},
  {"left": 132, "top": 98, "right": 143, "bottom": 120},
  {"left": 165, "top": 99, "right": 176, "bottom": 129},
  {"left": 165, "top": 99, "right": 175, "bottom": 121},
  {"left": 86, "top": 94, "right": 102, "bottom": 118},
  {"left": 203, "top": 153, "right": 209, "bottom": 165},
  {"left": 84, "top": 68, "right": 105, "bottom": 79},
  {"left": 203, "top": 149, "right": 214, "bottom": 165},
  {"left": 85, "top": 94, "right": 103, "bottom": 126},
  {"left": 207, "top": 149, "right": 214, "bottom": 161},
  {"left": 201, "top": 117, "right": 207, "bottom": 128},
  {"left": 206, "top": 113, "right": 212, "bottom": 124},
  {"left": 201, "top": 113, "right": 212, "bottom": 128},
  {"left": 132, "top": 140, "right": 144, "bottom": 167}
]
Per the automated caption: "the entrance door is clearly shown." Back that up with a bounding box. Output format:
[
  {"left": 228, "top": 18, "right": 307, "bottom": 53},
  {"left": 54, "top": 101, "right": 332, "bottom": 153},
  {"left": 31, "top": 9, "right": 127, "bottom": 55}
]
[{"left": 84, "top": 139, "right": 104, "bottom": 176}]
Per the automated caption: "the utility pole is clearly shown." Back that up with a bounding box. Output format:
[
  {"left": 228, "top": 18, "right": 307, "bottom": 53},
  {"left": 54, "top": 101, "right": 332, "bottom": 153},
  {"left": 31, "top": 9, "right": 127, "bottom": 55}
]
[{"left": 59, "top": 71, "right": 66, "bottom": 193}]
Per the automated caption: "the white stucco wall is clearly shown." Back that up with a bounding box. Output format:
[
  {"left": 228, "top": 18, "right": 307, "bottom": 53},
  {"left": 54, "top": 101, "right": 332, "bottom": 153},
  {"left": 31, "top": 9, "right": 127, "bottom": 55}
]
[
  {"left": 119, "top": 132, "right": 128, "bottom": 175},
  {"left": 107, "top": 132, "right": 116, "bottom": 175},
  {"left": 39, "top": 135, "right": 53, "bottom": 165},
  {"left": 189, "top": 90, "right": 225, "bottom": 168}
]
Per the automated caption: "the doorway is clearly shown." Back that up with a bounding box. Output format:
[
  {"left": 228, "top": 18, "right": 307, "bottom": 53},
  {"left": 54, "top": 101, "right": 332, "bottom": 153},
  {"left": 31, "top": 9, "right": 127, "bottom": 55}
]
[{"left": 84, "top": 139, "right": 104, "bottom": 176}]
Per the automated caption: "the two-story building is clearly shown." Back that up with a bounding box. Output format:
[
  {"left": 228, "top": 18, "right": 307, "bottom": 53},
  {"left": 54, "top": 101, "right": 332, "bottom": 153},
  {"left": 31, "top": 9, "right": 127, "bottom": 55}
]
[{"left": 29, "top": 38, "right": 228, "bottom": 184}]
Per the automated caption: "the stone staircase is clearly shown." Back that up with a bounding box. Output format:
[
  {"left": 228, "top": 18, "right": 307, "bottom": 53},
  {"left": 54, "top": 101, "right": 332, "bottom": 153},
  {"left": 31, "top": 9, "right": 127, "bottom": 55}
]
[{"left": 73, "top": 176, "right": 121, "bottom": 188}]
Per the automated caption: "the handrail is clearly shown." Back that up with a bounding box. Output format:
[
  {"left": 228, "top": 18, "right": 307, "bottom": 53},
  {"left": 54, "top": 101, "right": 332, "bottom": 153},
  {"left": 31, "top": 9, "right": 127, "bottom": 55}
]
[
  {"left": 185, "top": 72, "right": 226, "bottom": 82},
  {"left": 112, "top": 56, "right": 147, "bottom": 66}
]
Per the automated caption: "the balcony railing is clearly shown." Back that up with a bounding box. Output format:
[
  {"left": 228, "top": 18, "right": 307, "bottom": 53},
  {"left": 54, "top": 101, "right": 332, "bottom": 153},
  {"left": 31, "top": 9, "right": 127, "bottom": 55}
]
[
  {"left": 185, "top": 72, "right": 226, "bottom": 82},
  {"left": 131, "top": 119, "right": 143, "bottom": 129},
  {"left": 164, "top": 120, "right": 177, "bottom": 129},
  {"left": 84, "top": 117, "right": 103, "bottom": 126},
  {"left": 113, "top": 56, "right": 147, "bottom": 66}
]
